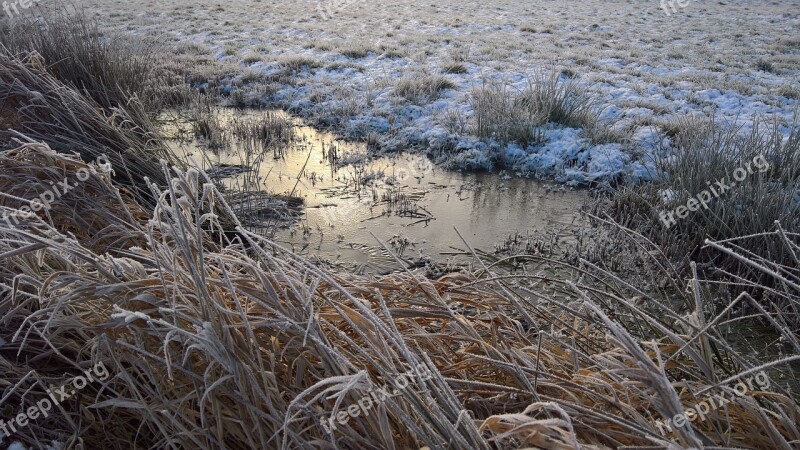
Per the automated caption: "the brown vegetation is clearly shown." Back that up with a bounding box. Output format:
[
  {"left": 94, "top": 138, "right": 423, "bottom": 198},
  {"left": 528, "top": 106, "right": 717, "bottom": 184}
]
[{"left": 0, "top": 144, "right": 798, "bottom": 449}]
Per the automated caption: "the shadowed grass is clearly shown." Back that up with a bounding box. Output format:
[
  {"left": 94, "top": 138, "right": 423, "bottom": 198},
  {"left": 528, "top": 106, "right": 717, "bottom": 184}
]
[
  {"left": 0, "top": 51, "right": 178, "bottom": 208},
  {"left": 610, "top": 114, "right": 800, "bottom": 280},
  {"left": 443, "top": 62, "right": 468, "bottom": 74}
]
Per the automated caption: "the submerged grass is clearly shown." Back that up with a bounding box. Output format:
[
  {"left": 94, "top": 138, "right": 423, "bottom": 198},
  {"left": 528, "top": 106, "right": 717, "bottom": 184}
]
[{"left": 230, "top": 111, "right": 296, "bottom": 148}]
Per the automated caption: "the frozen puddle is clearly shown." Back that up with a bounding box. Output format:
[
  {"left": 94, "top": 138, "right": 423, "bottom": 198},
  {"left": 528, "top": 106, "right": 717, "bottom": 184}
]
[{"left": 167, "top": 109, "right": 587, "bottom": 273}]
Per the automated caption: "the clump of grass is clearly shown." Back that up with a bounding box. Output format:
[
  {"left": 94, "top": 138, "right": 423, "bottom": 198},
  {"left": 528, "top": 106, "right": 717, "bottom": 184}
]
[
  {"left": 192, "top": 113, "right": 229, "bottom": 149},
  {"left": 185, "top": 94, "right": 229, "bottom": 149},
  {"left": 583, "top": 119, "right": 633, "bottom": 145},
  {"left": 379, "top": 44, "right": 406, "bottom": 59},
  {"left": 756, "top": 59, "right": 776, "bottom": 73},
  {"left": 518, "top": 69, "right": 598, "bottom": 129},
  {"left": 448, "top": 44, "right": 470, "bottom": 63},
  {"left": 442, "top": 62, "right": 468, "bottom": 74},
  {"left": 776, "top": 83, "right": 800, "bottom": 100},
  {"left": 241, "top": 52, "right": 264, "bottom": 64},
  {"left": 394, "top": 74, "right": 456, "bottom": 104},
  {"left": 468, "top": 69, "right": 601, "bottom": 148},
  {"left": 611, "top": 114, "right": 800, "bottom": 288},
  {"left": 174, "top": 41, "right": 212, "bottom": 56},
  {"left": 438, "top": 108, "right": 470, "bottom": 135},
  {"left": 0, "top": 7, "right": 159, "bottom": 112},
  {"left": 223, "top": 42, "right": 245, "bottom": 56},
  {"left": 280, "top": 55, "right": 322, "bottom": 71},
  {"left": 0, "top": 51, "right": 176, "bottom": 208},
  {"left": 325, "top": 61, "right": 365, "bottom": 72},
  {"left": 468, "top": 81, "right": 547, "bottom": 148},
  {"left": 339, "top": 42, "right": 375, "bottom": 58},
  {"left": 231, "top": 111, "right": 296, "bottom": 148},
  {"left": 309, "top": 39, "right": 333, "bottom": 52},
  {"left": 0, "top": 8, "right": 207, "bottom": 112},
  {"left": 560, "top": 67, "right": 578, "bottom": 79},
  {"left": 154, "top": 51, "right": 241, "bottom": 105}
]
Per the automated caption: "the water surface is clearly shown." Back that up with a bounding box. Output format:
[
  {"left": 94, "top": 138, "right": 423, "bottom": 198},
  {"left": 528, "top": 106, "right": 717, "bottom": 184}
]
[{"left": 167, "top": 109, "right": 587, "bottom": 273}]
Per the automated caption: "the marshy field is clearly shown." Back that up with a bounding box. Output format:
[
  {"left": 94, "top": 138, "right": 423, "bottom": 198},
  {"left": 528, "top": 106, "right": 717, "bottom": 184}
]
[{"left": 0, "top": 1, "right": 799, "bottom": 449}]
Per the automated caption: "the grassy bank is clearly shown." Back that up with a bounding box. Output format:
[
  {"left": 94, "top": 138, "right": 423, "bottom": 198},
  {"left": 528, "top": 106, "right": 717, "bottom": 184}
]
[{"left": 1, "top": 143, "right": 798, "bottom": 449}]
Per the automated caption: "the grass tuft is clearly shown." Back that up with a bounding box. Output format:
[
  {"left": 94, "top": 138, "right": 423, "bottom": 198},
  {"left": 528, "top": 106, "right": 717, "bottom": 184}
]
[
  {"left": 0, "top": 51, "right": 177, "bottom": 208},
  {"left": 339, "top": 42, "right": 375, "bottom": 58},
  {"left": 468, "top": 69, "right": 601, "bottom": 148},
  {"left": 394, "top": 74, "right": 456, "bottom": 104},
  {"left": 518, "top": 69, "right": 598, "bottom": 129},
  {"left": 0, "top": 7, "right": 159, "bottom": 112},
  {"left": 468, "top": 81, "right": 547, "bottom": 148},
  {"left": 443, "top": 62, "right": 468, "bottom": 74},
  {"left": 280, "top": 56, "right": 322, "bottom": 71}
]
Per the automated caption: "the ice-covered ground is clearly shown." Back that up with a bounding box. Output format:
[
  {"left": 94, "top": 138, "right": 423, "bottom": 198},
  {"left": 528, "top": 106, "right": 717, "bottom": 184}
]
[{"left": 79, "top": 0, "right": 799, "bottom": 184}]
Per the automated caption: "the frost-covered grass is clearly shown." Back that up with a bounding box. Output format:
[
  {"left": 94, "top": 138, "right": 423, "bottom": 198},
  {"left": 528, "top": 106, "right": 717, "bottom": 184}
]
[
  {"left": 2, "top": 142, "right": 799, "bottom": 449},
  {"left": 0, "top": 43, "right": 177, "bottom": 209},
  {"left": 468, "top": 81, "right": 547, "bottom": 148},
  {"left": 280, "top": 55, "right": 323, "bottom": 71},
  {"left": 0, "top": 8, "right": 157, "bottom": 111},
  {"left": 610, "top": 114, "right": 800, "bottom": 281},
  {"left": 46, "top": 0, "right": 798, "bottom": 184},
  {"left": 520, "top": 69, "right": 598, "bottom": 130},
  {"left": 393, "top": 74, "right": 456, "bottom": 104}
]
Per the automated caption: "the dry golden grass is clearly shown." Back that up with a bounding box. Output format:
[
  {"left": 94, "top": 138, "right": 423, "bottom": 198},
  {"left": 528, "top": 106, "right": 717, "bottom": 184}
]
[
  {"left": 1, "top": 144, "right": 798, "bottom": 449},
  {"left": 0, "top": 144, "right": 149, "bottom": 254}
]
